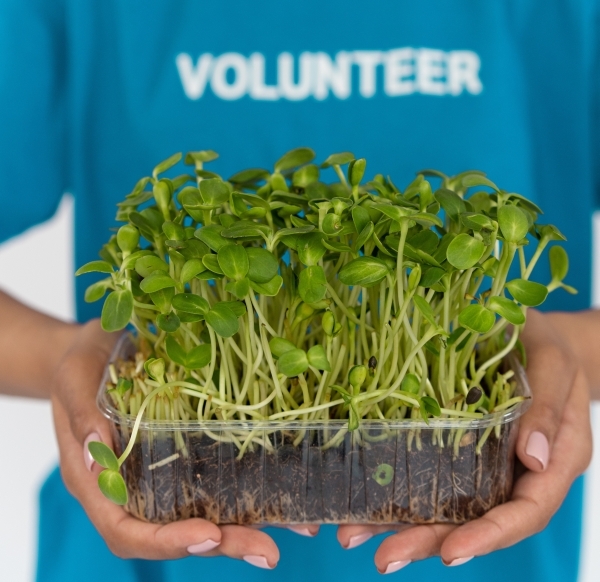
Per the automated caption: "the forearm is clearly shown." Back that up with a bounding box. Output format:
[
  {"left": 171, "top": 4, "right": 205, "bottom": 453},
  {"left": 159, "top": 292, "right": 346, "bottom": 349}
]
[
  {"left": 0, "top": 290, "right": 78, "bottom": 398},
  {"left": 547, "top": 310, "right": 600, "bottom": 400}
]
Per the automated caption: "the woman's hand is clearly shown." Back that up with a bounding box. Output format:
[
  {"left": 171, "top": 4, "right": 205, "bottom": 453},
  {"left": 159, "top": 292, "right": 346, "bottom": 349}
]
[
  {"left": 337, "top": 309, "right": 593, "bottom": 573},
  {"left": 50, "top": 320, "right": 281, "bottom": 567}
]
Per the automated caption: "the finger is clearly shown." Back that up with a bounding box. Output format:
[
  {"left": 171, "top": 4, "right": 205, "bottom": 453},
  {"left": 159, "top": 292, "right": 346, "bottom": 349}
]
[
  {"left": 52, "top": 319, "right": 120, "bottom": 456},
  {"left": 373, "top": 524, "right": 456, "bottom": 573},
  {"left": 284, "top": 524, "right": 320, "bottom": 537},
  {"left": 517, "top": 310, "right": 577, "bottom": 471},
  {"left": 439, "top": 368, "right": 592, "bottom": 564},
  {"left": 55, "top": 400, "right": 280, "bottom": 564},
  {"left": 336, "top": 524, "right": 411, "bottom": 549}
]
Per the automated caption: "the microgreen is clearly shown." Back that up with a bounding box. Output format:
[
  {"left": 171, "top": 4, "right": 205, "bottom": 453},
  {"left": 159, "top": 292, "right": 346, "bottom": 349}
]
[{"left": 78, "top": 149, "right": 574, "bottom": 505}]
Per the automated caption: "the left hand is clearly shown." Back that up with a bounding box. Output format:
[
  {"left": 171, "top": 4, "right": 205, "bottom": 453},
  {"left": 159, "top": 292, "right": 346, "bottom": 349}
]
[{"left": 337, "top": 310, "right": 593, "bottom": 573}]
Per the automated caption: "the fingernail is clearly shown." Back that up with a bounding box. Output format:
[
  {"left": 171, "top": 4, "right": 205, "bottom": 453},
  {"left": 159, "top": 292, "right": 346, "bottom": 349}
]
[
  {"left": 526, "top": 431, "right": 549, "bottom": 470},
  {"left": 444, "top": 556, "right": 474, "bottom": 567},
  {"left": 378, "top": 559, "right": 411, "bottom": 574},
  {"left": 187, "top": 539, "right": 220, "bottom": 555},
  {"left": 287, "top": 525, "right": 315, "bottom": 537},
  {"left": 345, "top": 533, "right": 373, "bottom": 549},
  {"left": 243, "top": 555, "right": 274, "bottom": 569},
  {"left": 83, "top": 432, "right": 101, "bottom": 472}
]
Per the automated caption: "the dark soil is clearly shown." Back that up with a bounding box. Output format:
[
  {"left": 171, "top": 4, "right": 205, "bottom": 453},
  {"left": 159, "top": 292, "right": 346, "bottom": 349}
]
[{"left": 110, "top": 420, "right": 518, "bottom": 525}]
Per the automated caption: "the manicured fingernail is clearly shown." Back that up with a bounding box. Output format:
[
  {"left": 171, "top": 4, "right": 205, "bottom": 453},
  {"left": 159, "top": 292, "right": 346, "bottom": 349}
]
[
  {"left": 379, "top": 559, "right": 411, "bottom": 574},
  {"left": 287, "top": 525, "right": 315, "bottom": 537},
  {"left": 444, "top": 556, "right": 474, "bottom": 567},
  {"left": 243, "top": 555, "right": 273, "bottom": 569},
  {"left": 83, "top": 433, "right": 101, "bottom": 471},
  {"left": 526, "top": 431, "right": 549, "bottom": 470},
  {"left": 345, "top": 533, "right": 373, "bottom": 549},
  {"left": 187, "top": 539, "right": 220, "bottom": 555}
]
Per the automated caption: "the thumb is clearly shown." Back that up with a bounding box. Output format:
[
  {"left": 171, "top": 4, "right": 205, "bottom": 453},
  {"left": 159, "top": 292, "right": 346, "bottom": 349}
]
[
  {"left": 52, "top": 319, "right": 121, "bottom": 467},
  {"left": 516, "top": 310, "right": 577, "bottom": 472}
]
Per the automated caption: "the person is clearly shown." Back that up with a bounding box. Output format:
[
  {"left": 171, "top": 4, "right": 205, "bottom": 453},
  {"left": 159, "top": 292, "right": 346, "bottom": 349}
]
[{"left": 0, "top": 0, "right": 597, "bottom": 580}]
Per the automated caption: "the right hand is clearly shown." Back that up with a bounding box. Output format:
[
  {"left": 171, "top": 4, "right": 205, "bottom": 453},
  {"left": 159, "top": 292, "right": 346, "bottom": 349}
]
[{"left": 50, "top": 319, "right": 286, "bottom": 567}]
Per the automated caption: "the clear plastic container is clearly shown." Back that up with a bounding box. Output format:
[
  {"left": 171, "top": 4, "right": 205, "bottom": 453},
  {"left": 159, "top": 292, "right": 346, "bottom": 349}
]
[{"left": 98, "top": 336, "right": 531, "bottom": 525}]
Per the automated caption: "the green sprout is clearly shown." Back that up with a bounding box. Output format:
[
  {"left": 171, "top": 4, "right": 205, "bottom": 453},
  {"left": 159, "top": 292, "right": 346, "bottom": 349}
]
[{"left": 77, "top": 149, "right": 575, "bottom": 504}]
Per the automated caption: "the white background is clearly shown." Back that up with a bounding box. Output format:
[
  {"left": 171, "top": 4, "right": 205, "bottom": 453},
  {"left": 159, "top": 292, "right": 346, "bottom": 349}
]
[{"left": 0, "top": 196, "right": 598, "bottom": 581}]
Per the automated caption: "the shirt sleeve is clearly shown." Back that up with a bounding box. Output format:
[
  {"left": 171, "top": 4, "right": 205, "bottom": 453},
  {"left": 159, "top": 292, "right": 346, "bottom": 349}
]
[{"left": 0, "top": 0, "right": 67, "bottom": 243}]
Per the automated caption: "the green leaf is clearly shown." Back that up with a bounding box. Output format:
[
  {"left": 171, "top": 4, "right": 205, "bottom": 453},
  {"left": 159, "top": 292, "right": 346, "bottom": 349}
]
[
  {"left": 498, "top": 205, "right": 529, "bottom": 242},
  {"left": 194, "top": 225, "right": 229, "bottom": 252},
  {"left": 75, "top": 261, "right": 114, "bottom": 276},
  {"left": 306, "top": 345, "right": 331, "bottom": 372},
  {"left": 165, "top": 336, "right": 188, "bottom": 366},
  {"left": 401, "top": 373, "right": 420, "bottom": 394},
  {"left": 434, "top": 189, "right": 466, "bottom": 222},
  {"left": 488, "top": 296, "right": 525, "bottom": 325},
  {"left": 297, "top": 232, "right": 327, "bottom": 266},
  {"left": 217, "top": 244, "right": 249, "bottom": 280},
  {"left": 419, "top": 267, "right": 445, "bottom": 288},
  {"left": 421, "top": 396, "right": 441, "bottom": 417},
  {"left": 84, "top": 279, "right": 112, "bottom": 303},
  {"left": 172, "top": 293, "right": 210, "bottom": 315},
  {"left": 205, "top": 303, "right": 239, "bottom": 337},
  {"left": 199, "top": 178, "right": 230, "bottom": 206},
  {"left": 101, "top": 289, "right": 133, "bottom": 332},
  {"left": 461, "top": 174, "right": 499, "bottom": 191},
  {"left": 225, "top": 277, "right": 250, "bottom": 299},
  {"left": 135, "top": 255, "right": 169, "bottom": 278},
  {"left": 549, "top": 246, "right": 569, "bottom": 282},
  {"left": 322, "top": 239, "right": 352, "bottom": 253},
  {"left": 246, "top": 248, "right": 279, "bottom": 283},
  {"left": 116, "top": 224, "right": 140, "bottom": 253},
  {"left": 202, "top": 254, "right": 224, "bottom": 274},
  {"left": 269, "top": 337, "right": 297, "bottom": 357},
  {"left": 229, "top": 168, "right": 270, "bottom": 184},
  {"left": 278, "top": 348, "right": 309, "bottom": 377},
  {"left": 156, "top": 312, "right": 181, "bottom": 333},
  {"left": 120, "top": 249, "right": 153, "bottom": 271},
  {"left": 298, "top": 265, "right": 327, "bottom": 304},
  {"left": 180, "top": 258, "right": 206, "bottom": 283},
  {"left": 293, "top": 164, "right": 320, "bottom": 187},
  {"left": 352, "top": 206, "right": 371, "bottom": 234},
  {"left": 506, "top": 279, "right": 549, "bottom": 307},
  {"left": 153, "top": 152, "right": 182, "bottom": 178},
  {"left": 185, "top": 150, "right": 219, "bottom": 165},
  {"left": 460, "top": 212, "right": 496, "bottom": 232},
  {"left": 354, "top": 221, "right": 374, "bottom": 251},
  {"left": 412, "top": 212, "right": 443, "bottom": 228},
  {"left": 338, "top": 256, "right": 389, "bottom": 288},
  {"left": 186, "top": 344, "right": 212, "bottom": 369},
  {"left": 458, "top": 304, "right": 495, "bottom": 333},
  {"left": 98, "top": 469, "right": 128, "bottom": 505},
  {"left": 446, "top": 233, "right": 485, "bottom": 270},
  {"left": 139, "top": 271, "right": 176, "bottom": 294},
  {"left": 221, "top": 220, "right": 269, "bottom": 240},
  {"left": 275, "top": 147, "right": 316, "bottom": 172},
  {"left": 149, "top": 287, "right": 174, "bottom": 313},
  {"left": 321, "top": 152, "right": 355, "bottom": 168},
  {"left": 539, "top": 224, "right": 567, "bottom": 242},
  {"left": 412, "top": 295, "right": 437, "bottom": 327},
  {"left": 115, "top": 378, "right": 132, "bottom": 396},
  {"left": 373, "top": 203, "right": 414, "bottom": 223},
  {"left": 219, "top": 300, "right": 246, "bottom": 317},
  {"left": 249, "top": 275, "right": 283, "bottom": 296},
  {"left": 348, "top": 158, "right": 366, "bottom": 186},
  {"left": 88, "top": 441, "right": 119, "bottom": 471}
]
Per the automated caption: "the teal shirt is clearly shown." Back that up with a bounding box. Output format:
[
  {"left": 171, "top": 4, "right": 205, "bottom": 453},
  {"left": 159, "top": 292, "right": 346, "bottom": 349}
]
[{"left": 0, "top": 0, "right": 595, "bottom": 580}]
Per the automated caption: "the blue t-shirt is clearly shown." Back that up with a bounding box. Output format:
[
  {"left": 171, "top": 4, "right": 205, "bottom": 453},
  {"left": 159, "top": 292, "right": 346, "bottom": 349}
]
[{"left": 0, "top": 0, "right": 596, "bottom": 580}]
